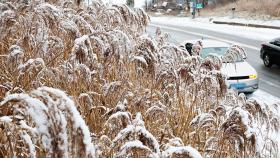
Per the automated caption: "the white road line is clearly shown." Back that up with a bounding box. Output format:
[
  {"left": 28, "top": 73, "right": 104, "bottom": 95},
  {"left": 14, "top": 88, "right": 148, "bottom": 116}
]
[
  {"left": 150, "top": 23, "right": 260, "bottom": 51},
  {"left": 150, "top": 23, "right": 280, "bottom": 97}
]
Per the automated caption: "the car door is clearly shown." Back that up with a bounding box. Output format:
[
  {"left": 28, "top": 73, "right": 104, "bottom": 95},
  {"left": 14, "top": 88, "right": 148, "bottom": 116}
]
[
  {"left": 273, "top": 39, "right": 280, "bottom": 64},
  {"left": 267, "top": 39, "right": 280, "bottom": 63}
]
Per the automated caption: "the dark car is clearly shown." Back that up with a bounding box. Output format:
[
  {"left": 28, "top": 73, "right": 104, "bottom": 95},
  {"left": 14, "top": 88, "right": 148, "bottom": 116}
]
[{"left": 260, "top": 38, "right": 280, "bottom": 67}]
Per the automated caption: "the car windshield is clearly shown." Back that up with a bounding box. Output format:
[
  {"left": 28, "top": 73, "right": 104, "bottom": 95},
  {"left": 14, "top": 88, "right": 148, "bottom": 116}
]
[
  {"left": 200, "top": 47, "right": 228, "bottom": 59},
  {"left": 201, "top": 47, "right": 244, "bottom": 62}
]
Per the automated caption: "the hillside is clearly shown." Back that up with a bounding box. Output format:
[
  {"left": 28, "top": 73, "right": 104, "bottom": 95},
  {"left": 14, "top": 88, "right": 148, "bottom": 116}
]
[{"left": 202, "top": 0, "right": 280, "bottom": 19}]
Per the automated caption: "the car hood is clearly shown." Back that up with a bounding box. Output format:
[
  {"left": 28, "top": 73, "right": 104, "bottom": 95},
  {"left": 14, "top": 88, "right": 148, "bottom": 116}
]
[{"left": 221, "top": 61, "right": 257, "bottom": 77}]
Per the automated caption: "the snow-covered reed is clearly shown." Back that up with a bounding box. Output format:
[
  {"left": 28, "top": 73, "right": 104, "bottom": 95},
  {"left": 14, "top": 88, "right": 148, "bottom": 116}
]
[{"left": 0, "top": 0, "right": 279, "bottom": 158}]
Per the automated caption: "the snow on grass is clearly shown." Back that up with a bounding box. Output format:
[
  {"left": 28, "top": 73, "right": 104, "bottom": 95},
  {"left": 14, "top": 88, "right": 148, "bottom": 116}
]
[
  {"left": 162, "top": 146, "right": 203, "bottom": 158},
  {"left": 0, "top": 93, "right": 51, "bottom": 149},
  {"left": 0, "top": 116, "right": 12, "bottom": 123},
  {"left": 21, "top": 131, "right": 36, "bottom": 158},
  {"left": 33, "top": 87, "right": 96, "bottom": 157},
  {"left": 117, "top": 140, "right": 154, "bottom": 157}
]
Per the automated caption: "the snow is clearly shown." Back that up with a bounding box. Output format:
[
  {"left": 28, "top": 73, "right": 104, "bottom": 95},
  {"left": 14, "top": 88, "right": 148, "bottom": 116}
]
[
  {"left": 33, "top": 87, "right": 96, "bottom": 157},
  {"left": 167, "top": 137, "right": 184, "bottom": 147},
  {"left": 106, "top": 111, "right": 132, "bottom": 126},
  {"left": 190, "top": 113, "right": 214, "bottom": 127},
  {"left": 36, "top": 3, "right": 61, "bottom": 19},
  {"left": 133, "top": 56, "right": 148, "bottom": 66},
  {"left": 0, "top": 116, "right": 12, "bottom": 123},
  {"left": 232, "top": 107, "right": 256, "bottom": 139},
  {"left": 162, "top": 146, "right": 203, "bottom": 158},
  {"left": 19, "top": 120, "right": 37, "bottom": 134},
  {"left": 1, "top": 87, "right": 97, "bottom": 157},
  {"left": 1, "top": 93, "right": 51, "bottom": 149},
  {"left": 74, "top": 35, "right": 89, "bottom": 45},
  {"left": 150, "top": 16, "right": 280, "bottom": 41},
  {"left": 21, "top": 131, "right": 36, "bottom": 158},
  {"left": 9, "top": 45, "right": 24, "bottom": 57},
  {"left": 250, "top": 90, "right": 280, "bottom": 105},
  {"left": 113, "top": 124, "right": 134, "bottom": 143},
  {"left": 112, "top": 113, "right": 160, "bottom": 154},
  {"left": 145, "top": 105, "right": 165, "bottom": 116},
  {"left": 117, "top": 140, "right": 153, "bottom": 157},
  {"left": 207, "top": 16, "right": 280, "bottom": 28},
  {"left": 18, "top": 58, "right": 45, "bottom": 72}
]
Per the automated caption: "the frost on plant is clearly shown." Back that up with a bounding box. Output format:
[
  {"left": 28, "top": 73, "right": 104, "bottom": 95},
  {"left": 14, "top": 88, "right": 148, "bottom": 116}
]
[
  {"left": 0, "top": 87, "right": 96, "bottom": 158},
  {"left": 0, "top": 0, "right": 279, "bottom": 158}
]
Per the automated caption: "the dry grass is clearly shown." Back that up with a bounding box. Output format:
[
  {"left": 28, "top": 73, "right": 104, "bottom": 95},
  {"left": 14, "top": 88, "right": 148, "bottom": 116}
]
[
  {"left": 0, "top": 0, "right": 280, "bottom": 158},
  {"left": 202, "top": 0, "right": 280, "bottom": 19}
]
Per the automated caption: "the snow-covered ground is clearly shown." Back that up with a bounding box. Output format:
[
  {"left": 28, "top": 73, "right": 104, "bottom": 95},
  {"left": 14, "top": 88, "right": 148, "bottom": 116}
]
[
  {"left": 151, "top": 16, "right": 280, "bottom": 41},
  {"left": 206, "top": 16, "right": 280, "bottom": 27},
  {"left": 250, "top": 90, "right": 280, "bottom": 105}
]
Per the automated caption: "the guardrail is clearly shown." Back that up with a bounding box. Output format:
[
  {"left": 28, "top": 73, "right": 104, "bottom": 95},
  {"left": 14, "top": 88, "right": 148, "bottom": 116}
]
[{"left": 212, "top": 21, "right": 280, "bottom": 30}]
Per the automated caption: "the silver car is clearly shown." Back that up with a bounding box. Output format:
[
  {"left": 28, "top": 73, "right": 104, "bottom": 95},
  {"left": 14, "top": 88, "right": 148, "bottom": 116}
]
[{"left": 181, "top": 39, "right": 259, "bottom": 93}]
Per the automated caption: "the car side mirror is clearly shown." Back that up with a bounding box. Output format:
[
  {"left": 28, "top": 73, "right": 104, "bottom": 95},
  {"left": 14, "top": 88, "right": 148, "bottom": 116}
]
[
  {"left": 275, "top": 41, "right": 280, "bottom": 45},
  {"left": 185, "top": 43, "right": 193, "bottom": 55},
  {"left": 269, "top": 41, "right": 276, "bottom": 44}
]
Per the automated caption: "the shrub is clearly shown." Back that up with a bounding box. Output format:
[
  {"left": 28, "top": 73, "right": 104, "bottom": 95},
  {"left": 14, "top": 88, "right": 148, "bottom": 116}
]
[{"left": 0, "top": 0, "right": 279, "bottom": 158}]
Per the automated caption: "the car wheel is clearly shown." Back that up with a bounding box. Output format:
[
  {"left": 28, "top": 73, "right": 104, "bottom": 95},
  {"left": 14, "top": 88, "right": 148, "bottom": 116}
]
[{"left": 263, "top": 54, "right": 272, "bottom": 67}]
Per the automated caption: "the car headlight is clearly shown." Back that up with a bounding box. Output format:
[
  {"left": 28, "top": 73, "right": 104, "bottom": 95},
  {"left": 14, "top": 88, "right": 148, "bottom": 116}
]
[{"left": 249, "top": 74, "right": 257, "bottom": 79}]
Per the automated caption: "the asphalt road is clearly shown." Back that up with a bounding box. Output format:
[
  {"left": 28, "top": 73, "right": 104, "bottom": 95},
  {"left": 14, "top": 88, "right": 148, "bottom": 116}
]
[{"left": 147, "top": 22, "right": 280, "bottom": 98}]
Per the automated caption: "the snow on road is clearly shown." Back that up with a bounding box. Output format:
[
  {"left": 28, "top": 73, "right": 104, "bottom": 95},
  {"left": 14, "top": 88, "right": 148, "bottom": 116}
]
[{"left": 151, "top": 16, "right": 280, "bottom": 41}]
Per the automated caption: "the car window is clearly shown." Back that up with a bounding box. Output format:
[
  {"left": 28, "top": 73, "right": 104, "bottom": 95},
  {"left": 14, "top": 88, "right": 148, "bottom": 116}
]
[
  {"left": 270, "top": 38, "right": 280, "bottom": 46},
  {"left": 185, "top": 43, "right": 193, "bottom": 54},
  {"left": 275, "top": 40, "right": 280, "bottom": 47},
  {"left": 200, "top": 47, "right": 228, "bottom": 59}
]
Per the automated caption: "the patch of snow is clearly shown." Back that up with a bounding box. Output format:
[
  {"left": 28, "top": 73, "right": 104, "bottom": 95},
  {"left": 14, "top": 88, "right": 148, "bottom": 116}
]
[
  {"left": 0, "top": 93, "right": 51, "bottom": 149},
  {"left": 162, "top": 146, "right": 203, "bottom": 158},
  {"left": 209, "top": 16, "right": 280, "bottom": 28},
  {"left": 250, "top": 90, "right": 280, "bottom": 105},
  {"left": 117, "top": 140, "right": 153, "bottom": 157},
  {"left": 21, "top": 131, "right": 36, "bottom": 158},
  {"left": 19, "top": 120, "right": 37, "bottom": 134},
  {"left": 33, "top": 87, "right": 96, "bottom": 157},
  {"left": 133, "top": 56, "right": 148, "bottom": 66},
  {"left": 0, "top": 116, "right": 12, "bottom": 123}
]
